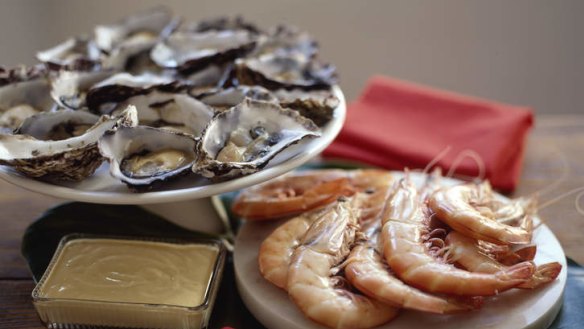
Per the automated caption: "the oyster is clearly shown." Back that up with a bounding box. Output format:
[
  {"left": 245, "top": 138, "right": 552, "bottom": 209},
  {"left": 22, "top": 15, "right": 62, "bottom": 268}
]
[
  {"left": 150, "top": 30, "right": 257, "bottom": 74},
  {"left": 252, "top": 25, "right": 318, "bottom": 61},
  {"left": 188, "top": 16, "right": 262, "bottom": 34},
  {"left": 113, "top": 91, "right": 214, "bottom": 136},
  {"left": 95, "top": 7, "right": 178, "bottom": 72},
  {"left": 36, "top": 37, "right": 103, "bottom": 71},
  {"left": 235, "top": 53, "right": 337, "bottom": 91},
  {"left": 50, "top": 70, "right": 114, "bottom": 110},
  {"left": 194, "top": 98, "right": 319, "bottom": 179},
  {"left": 94, "top": 7, "right": 174, "bottom": 53},
  {"left": 274, "top": 88, "right": 339, "bottom": 126},
  {"left": 0, "top": 66, "right": 53, "bottom": 132},
  {"left": 16, "top": 109, "right": 100, "bottom": 141},
  {"left": 85, "top": 73, "right": 182, "bottom": 114},
  {"left": 0, "top": 106, "right": 137, "bottom": 181},
  {"left": 193, "top": 85, "right": 276, "bottom": 111},
  {"left": 98, "top": 125, "right": 198, "bottom": 189}
]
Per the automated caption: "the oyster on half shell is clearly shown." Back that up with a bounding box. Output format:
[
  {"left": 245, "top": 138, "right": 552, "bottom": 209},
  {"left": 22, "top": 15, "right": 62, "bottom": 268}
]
[
  {"left": 98, "top": 125, "right": 198, "bottom": 190},
  {"left": 0, "top": 65, "right": 54, "bottom": 132},
  {"left": 0, "top": 106, "right": 137, "bottom": 181},
  {"left": 194, "top": 98, "right": 319, "bottom": 180},
  {"left": 16, "top": 109, "right": 100, "bottom": 141},
  {"left": 113, "top": 91, "right": 214, "bottom": 136},
  {"left": 85, "top": 73, "right": 182, "bottom": 114},
  {"left": 235, "top": 53, "right": 337, "bottom": 91},
  {"left": 150, "top": 30, "right": 257, "bottom": 74}
]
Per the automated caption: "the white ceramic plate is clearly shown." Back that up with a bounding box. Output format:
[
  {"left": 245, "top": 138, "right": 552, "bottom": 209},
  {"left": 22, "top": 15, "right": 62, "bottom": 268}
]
[
  {"left": 234, "top": 171, "right": 566, "bottom": 329},
  {"left": 0, "top": 87, "right": 345, "bottom": 205}
]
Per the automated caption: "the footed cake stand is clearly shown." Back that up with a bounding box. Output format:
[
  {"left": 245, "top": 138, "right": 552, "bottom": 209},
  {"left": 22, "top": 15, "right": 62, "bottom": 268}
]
[{"left": 0, "top": 87, "right": 346, "bottom": 234}]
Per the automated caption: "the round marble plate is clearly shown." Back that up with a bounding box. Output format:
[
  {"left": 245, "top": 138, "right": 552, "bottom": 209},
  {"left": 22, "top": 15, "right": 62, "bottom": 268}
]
[{"left": 234, "top": 171, "right": 566, "bottom": 329}]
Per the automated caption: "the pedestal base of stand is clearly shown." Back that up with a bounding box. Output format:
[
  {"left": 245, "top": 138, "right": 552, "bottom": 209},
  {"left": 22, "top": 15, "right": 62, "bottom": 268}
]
[{"left": 141, "top": 198, "right": 225, "bottom": 235}]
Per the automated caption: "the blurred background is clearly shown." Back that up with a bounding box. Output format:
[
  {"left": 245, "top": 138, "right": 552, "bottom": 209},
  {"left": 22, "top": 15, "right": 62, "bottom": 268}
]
[{"left": 0, "top": 0, "right": 581, "bottom": 114}]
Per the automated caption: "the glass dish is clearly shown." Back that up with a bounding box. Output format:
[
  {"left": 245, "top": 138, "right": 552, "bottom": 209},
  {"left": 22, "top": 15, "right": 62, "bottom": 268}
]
[{"left": 32, "top": 234, "right": 226, "bottom": 329}]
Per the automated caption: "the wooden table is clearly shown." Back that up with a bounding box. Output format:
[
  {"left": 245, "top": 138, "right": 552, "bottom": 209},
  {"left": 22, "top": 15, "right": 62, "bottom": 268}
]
[{"left": 1, "top": 115, "right": 583, "bottom": 328}]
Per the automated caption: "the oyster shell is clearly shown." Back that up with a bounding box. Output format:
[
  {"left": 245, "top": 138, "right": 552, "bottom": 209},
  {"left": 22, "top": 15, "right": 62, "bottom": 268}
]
[
  {"left": 0, "top": 106, "right": 137, "bottom": 181},
  {"left": 85, "top": 72, "right": 182, "bottom": 114},
  {"left": 150, "top": 30, "right": 257, "bottom": 74},
  {"left": 16, "top": 109, "right": 100, "bottom": 141},
  {"left": 113, "top": 91, "right": 214, "bottom": 136},
  {"left": 0, "top": 65, "right": 53, "bottom": 132},
  {"left": 36, "top": 37, "right": 103, "bottom": 71},
  {"left": 193, "top": 85, "right": 276, "bottom": 111},
  {"left": 253, "top": 25, "right": 318, "bottom": 60},
  {"left": 194, "top": 98, "right": 319, "bottom": 179},
  {"left": 50, "top": 70, "right": 114, "bottom": 110},
  {"left": 98, "top": 125, "right": 198, "bottom": 189},
  {"left": 94, "top": 7, "right": 174, "bottom": 53},
  {"left": 188, "top": 16, "right": 262, "bottom": 34},
  {"left": 274, "top": 88, "right": 339, "bottom": 126},
  {"left": 235, "top": 53, "right": 337, "bottom": 91}
]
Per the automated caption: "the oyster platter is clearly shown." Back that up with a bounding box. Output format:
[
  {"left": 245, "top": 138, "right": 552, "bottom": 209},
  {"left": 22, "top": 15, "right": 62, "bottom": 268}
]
[{"left": 0, "top": 8, "right": 345, "bottom": 203}]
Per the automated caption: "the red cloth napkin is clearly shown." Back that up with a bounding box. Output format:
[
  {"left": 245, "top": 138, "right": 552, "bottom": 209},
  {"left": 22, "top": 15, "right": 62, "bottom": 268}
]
[{"left": 323, "top": 76, "right": 534, "bottom": 192}]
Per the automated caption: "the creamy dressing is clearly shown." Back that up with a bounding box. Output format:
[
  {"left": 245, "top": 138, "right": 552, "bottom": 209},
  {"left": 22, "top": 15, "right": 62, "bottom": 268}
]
[{"left": 39, "top": 239, "right": 218, "bottom": 307}]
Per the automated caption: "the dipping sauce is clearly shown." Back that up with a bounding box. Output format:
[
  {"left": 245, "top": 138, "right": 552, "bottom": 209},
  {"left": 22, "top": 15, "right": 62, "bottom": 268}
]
[
  {"left": 38, "top": 238, "right": 218, "bottom": 307},
  {"left": 33, "top": 236, "right": 225, "bottom": 329}
]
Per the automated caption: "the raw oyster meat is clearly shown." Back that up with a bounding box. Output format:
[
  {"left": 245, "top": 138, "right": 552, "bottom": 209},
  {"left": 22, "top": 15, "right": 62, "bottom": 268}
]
[
  {"left": 235, "top": 53, "right": 337, "bottom": 91},
  {"left": 113, "top": 91, "right": 214, "bottom": 136},
  {"left": 0, "top": 106, "right": 137, "bottom": 181},
  {"left": 150, "top": 30, "right": 257, "bottom": 74},
  {"left": 194, "top": 98, "right": 319, "bottom": 179},
  {"left": 98, "top": 125, "right": 198, "bottom": 189},
  {"left": 0, "top": 66, "right": 54, "bottom": 132}
]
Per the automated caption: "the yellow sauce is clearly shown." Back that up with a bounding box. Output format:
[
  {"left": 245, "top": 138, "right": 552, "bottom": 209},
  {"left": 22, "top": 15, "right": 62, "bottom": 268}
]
[{"left": 39, "top": 239, "right": 218, "bottom": 308}]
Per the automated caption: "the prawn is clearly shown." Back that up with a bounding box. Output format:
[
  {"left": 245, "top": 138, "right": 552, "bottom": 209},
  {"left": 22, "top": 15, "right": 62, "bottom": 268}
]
[
  {"left": 233, "top": 169, "right": 393, "bottom": 221},
  {"left": 287, "top": 198, "right": 398, "bottom": 329},
  {"left": 257, "top": 170, "right": 394, "bottom": 289},
  {"left": 381, "top": 175, "right": 534, "bottom": 296},
  {"left": 232, "top": 169, "right": 353, "bottom": 220},
  {"left": 428, "top": 181, "right": 533, "bottom": 245},
  {"left": 346, "top": 170, "right": 480, "bottom": 313},
  {"left": 444, "top": 231, "right": 561, "bottom": 289},
  {"left": 258, "top": 206, "right": 332, "bottom": 289}
]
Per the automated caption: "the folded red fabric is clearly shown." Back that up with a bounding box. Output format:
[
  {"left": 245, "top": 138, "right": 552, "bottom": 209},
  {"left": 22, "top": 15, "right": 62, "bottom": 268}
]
[{"left": 323, "top": 76, "right": 534, "bottom": 192}]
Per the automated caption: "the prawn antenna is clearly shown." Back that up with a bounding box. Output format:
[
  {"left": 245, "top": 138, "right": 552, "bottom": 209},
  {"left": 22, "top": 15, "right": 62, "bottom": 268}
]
[
  {"left": 422, "top": 145, "right": 452, "bottom": 174},
  {"left": 446, "top": 149, "right": 486, "bottom": 182},
  {"left": 534, "top": 186, "right": 584, "bottom": 229}
]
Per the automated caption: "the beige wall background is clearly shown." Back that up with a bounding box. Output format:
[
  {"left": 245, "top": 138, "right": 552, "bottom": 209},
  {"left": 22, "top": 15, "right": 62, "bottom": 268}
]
[{"left": 0, "top": 0, "right": 582, "bottom": 114}]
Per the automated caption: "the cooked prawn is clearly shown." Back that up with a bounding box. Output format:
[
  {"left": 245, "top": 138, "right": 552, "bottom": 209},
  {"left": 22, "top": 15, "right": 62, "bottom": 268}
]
[
  {"left": 428, "top": 181, "right": 533, "bottom": 245},
  {"left": 232, "top": 170, "right": 353, "bottom": 220},
  {"left": 444, "top": 231, "right": 561, "bottom": 289},
  {"left": 346, "top": 170, "right": 480, "bottom": 313},
  {"left": 233, "top": 169, "right": 394, "bottom": 221},
  {"left": 287, "top": 198, "right": 398, "bottom": 329},
  {"left": 478, "top": 240, "right": 537, "bottom": 266},
  {"left": 257, "top": 170, "right": 394, "bottom": 289},
  {"left": 381, "top": 175, "right": 534, "bottom": 296},
  {"left": 258, "top": 206, "right": 332, "bottom": 289}
]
